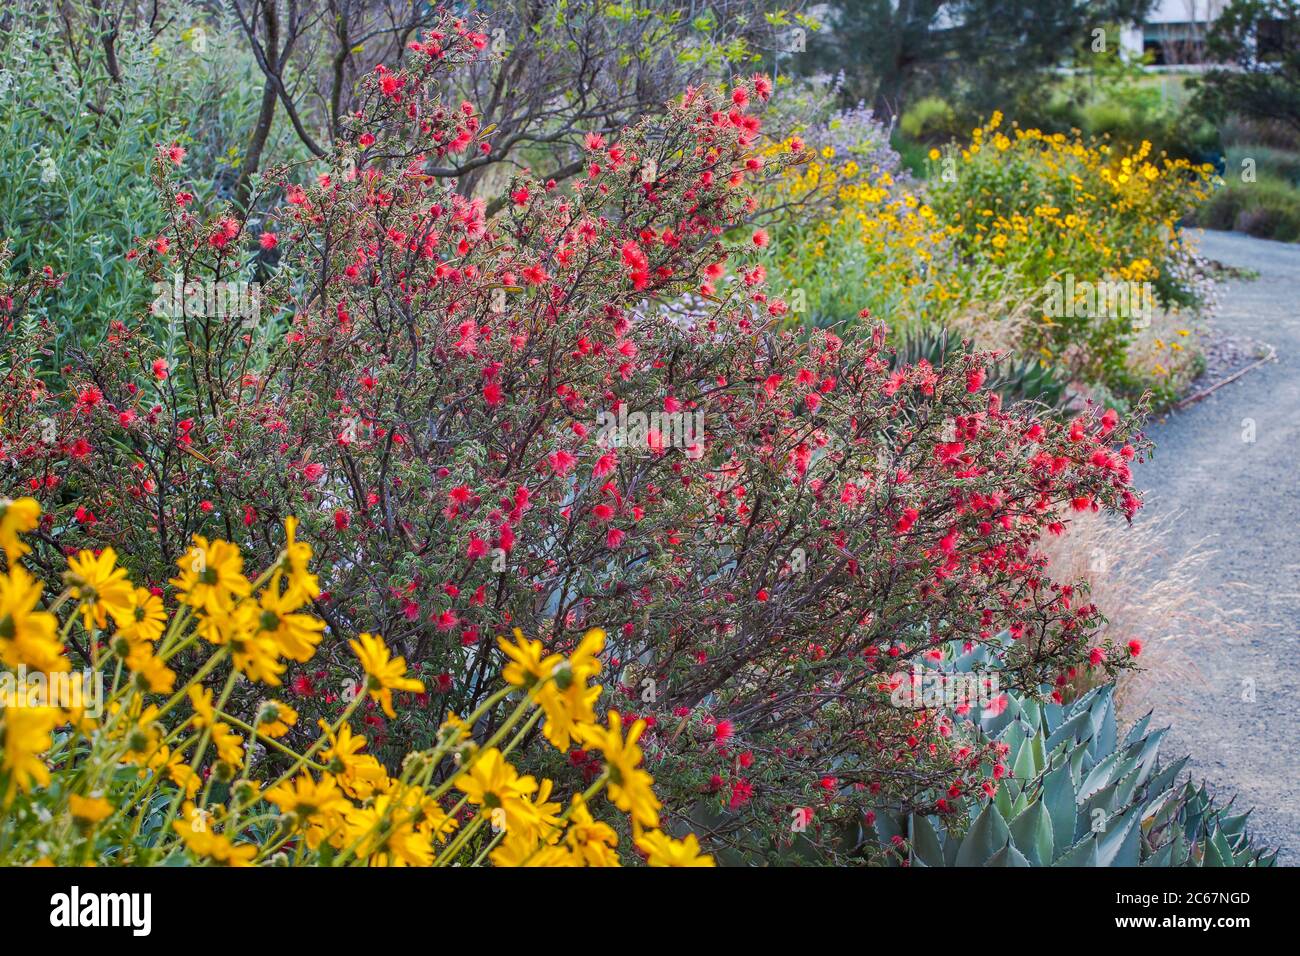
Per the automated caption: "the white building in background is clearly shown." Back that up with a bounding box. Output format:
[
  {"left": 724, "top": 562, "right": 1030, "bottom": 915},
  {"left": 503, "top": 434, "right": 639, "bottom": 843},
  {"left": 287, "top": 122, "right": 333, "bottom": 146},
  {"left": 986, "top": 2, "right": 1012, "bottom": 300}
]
[{"left": 1120, "top": 0, "right": 1232, "bottom": 67}]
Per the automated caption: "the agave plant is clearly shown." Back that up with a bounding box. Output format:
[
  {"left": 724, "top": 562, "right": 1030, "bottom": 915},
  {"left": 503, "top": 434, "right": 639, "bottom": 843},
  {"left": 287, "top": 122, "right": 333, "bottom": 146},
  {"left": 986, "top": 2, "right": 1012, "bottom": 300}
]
[{"left": 865, "top": 674, "right": 1276, "bottom": 867}]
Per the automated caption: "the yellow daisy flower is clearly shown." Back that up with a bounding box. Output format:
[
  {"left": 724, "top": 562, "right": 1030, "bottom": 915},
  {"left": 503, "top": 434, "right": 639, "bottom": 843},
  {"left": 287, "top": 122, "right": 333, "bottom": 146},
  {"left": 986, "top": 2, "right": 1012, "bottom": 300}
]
[
  {"left": 243, "top": 588, "right": 324, "bottom": 663},
  {"left": 497, "top": 628, "right": 560, "bottom": 690},
  {"left": 229, "top": 627, "right": 286, "bottom": 686},
  {"left": 318, "top": 720, "right": 389, "bottom": 799},
  {"left": 349, "top": 632, "right": 424, "bottom": 718},
  {"left": 635, "top": 830, "right": 715, "bottom": 867},
  {"left": 210, "top": 722, "right": 244, "bottom": 766},
  {"left": 115, "top": 586, "right": 166, "bottom": 644},
  {"left": 172, "top": 806, "right": 256, "bottom": 866},
  {"left": 170, "top": 535, "right": 250, "bottom": 615},
  {"left": 273, "top": 516, "right": 320, "bottom": 607},
  {"left": 498, "top": 628, "right": 604, "bottom": 750},
  {"left": 0, "top": 565, "right": 68, "bottom": 673},
  {"left": 265, "top": 772, "right": 351, "bottom": 835},
  {"left": 0, "top": 497, "right": 40, "bottom": 564},
  {"left": 343, "top": 793, "right": 433, "bottom": 867},
  {"left": 125, "top": 646, "right": 176, "bottom": 694},
  {"left": 69, "top": 793, "right": 114, "bottom": 826},
  {"left": 65, "top": 547, "right": 133, "bottom": 632},
  {"left": 491, "top": 835, "right": 577, "bottom": 867},
  {"left": 565, "top": 794, "right": 620, "bottom": 867},
  {"left": 0, "top": 705, "right": 59, "bottom": 803},
  {"left": 188, "top": 685, "right": 216, "bottom": 728},
  {"left": 256, "top": 699, "right": 298, "bottom": 738},
  {"left": 579, "top": 711, "right": 661, "bottom": 830},
  {"left": 455, "top": 747, "right": 542, "bottom": 837}
]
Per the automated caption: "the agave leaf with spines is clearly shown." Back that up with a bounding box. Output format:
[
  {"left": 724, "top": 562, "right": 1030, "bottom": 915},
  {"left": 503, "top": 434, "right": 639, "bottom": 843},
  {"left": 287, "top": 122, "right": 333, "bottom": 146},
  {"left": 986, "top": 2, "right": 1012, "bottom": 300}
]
[{"left": 863, "top": 678, "right": 1276, "bottom": 867}]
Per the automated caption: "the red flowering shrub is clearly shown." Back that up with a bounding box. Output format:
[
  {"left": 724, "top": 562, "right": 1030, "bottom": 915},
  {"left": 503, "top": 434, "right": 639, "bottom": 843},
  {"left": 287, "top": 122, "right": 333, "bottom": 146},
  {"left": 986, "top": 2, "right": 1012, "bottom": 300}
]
[{"left": 2, "top": 14, "right": 1151, "bottom": 858}]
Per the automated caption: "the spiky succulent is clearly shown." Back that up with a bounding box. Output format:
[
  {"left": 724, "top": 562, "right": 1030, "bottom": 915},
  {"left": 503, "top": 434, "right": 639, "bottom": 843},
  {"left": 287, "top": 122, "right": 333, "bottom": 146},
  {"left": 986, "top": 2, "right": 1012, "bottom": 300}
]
[{"left": 865, "top": 682, "right": 1276, "bottom": 867}]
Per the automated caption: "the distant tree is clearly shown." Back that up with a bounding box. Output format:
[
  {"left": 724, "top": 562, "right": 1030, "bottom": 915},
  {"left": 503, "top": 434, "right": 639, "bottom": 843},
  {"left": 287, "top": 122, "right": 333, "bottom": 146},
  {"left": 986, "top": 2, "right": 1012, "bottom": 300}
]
[
  {"left": 796, "top": 0, "right": 1153, "bottom": 117},
  {"left": 1, "top": 0, "right": 801, "bottom": 210},
  {"left": 1194, "top": 0, "right": 1300, "bottom": 135},
  {"left": 223, "top": 0, "right": 796, "bottom": 209}
]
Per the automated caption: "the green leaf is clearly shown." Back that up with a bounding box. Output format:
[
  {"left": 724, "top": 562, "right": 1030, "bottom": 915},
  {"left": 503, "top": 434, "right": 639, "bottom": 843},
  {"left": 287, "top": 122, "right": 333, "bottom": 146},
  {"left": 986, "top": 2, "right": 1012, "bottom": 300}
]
[
  {"left": 1082, "top": 762, "right": 1140, "bottom": 822},
  {"left": 909, "top": 813, "right": 946, "bottom": 868},
  {"left": 985, "top": 842, "right": 1031, "bottom": 866},
  {"left": 1142, "top": 841, "right": 1173, "bottom": 866},
  {"left": 1130, "top": 729, "right": 1166, "bottom": 788},
  {"left": 1123, "top": 711, "right": 1153, "bottom": 747},
  {"left": 1090, "top": 686, "right": 1117, "bottom": 759},
  {"left": 1019, "top": 696, "right": 1042, "bottom": 733},
  {"left": 1219, "top": 810, "right": 1252, "bottom": 840},
  {"left": 1145, "top": 755, "right": 1189, "bottom": 797},
  {"left": 1011, "top": 726, "right": 1038, "bottom": 781},
  {"left": 955, "top": 801, "right": 1010, "bottom": 867},
  {"left": 1098, "top": 807, "right": 1141, "bottom": 867},
  {"left": 994, "top": 776, "right": 1015, "bottom": 820},
  {"left": 1204, "top": 825, "right": 1235, "bottom": 868},
  {"left": 1046, "top": 707, "right": 1092, "bottom": 751},
  {"left": 1052, "top": 834, "right": 1099, "bottom": 867},
  {"left": 1043, "top": 760, "right": 1078, "bottom": 853},
  {"left": 1009, "top": 800, "right": 1054, "bottom": 866},
  {"left": 1008, "top": 786, "right": 1031, "bottom": 819}
]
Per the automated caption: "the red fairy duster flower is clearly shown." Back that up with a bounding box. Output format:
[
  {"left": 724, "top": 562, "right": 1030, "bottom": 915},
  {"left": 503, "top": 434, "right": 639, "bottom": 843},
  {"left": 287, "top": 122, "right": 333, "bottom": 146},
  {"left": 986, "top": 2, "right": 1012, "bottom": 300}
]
[
  {"left": 729, "top": 778, "right": 753, "bottom": 809},
  {"left": 895, "top": 508, "right": 919, "bottom": 533},
  {"left": 713, "top": 720, "right": 734, "bottom": 746},
  {"left": 547, "top": 449, "right": 577, "bottom": 476}
]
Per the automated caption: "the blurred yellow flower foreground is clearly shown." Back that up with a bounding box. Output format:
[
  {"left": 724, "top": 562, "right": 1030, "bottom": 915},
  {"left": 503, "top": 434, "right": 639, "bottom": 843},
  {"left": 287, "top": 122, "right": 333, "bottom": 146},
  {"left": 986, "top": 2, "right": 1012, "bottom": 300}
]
[{"left": 0, "top": 497, "right": 711, "bottom": 867}]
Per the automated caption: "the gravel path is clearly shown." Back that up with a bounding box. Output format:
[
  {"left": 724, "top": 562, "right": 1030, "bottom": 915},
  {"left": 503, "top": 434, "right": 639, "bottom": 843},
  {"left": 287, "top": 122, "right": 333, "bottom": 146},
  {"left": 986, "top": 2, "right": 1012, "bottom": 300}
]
[{"left": 1135, "top": 228, "right": 1299, "bottom": 865}]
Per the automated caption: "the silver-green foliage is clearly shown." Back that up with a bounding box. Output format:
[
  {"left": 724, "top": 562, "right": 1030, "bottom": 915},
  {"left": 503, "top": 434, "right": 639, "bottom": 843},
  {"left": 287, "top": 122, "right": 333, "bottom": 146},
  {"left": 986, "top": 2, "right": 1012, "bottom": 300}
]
[
  {"left": 0, "top": 3, "right": 293, "bottom": 361},
  {"left": 869, "top": 681, "right": 1276, "bottom": 867}
]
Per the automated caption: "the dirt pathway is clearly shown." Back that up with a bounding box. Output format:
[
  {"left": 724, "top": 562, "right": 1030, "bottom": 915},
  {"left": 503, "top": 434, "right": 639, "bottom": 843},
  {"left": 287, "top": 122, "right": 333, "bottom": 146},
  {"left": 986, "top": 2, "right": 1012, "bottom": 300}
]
[{"left": 1134, "top": 228, "right": 1300, "bottom": 864}]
